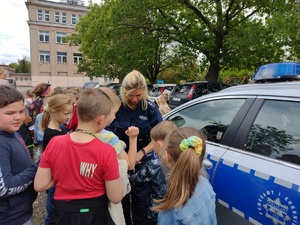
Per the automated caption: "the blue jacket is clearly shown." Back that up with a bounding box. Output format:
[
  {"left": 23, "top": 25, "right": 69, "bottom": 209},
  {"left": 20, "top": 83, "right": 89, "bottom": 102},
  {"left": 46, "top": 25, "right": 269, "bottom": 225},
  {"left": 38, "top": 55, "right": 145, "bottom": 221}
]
[
  {"left": 129, "top": 153, "right": 167, "bottom": 222},
  {"left": 34, "top": 112, "right": 44, "bottom": 145},
  {"left": 158, "top": 176, "right": 217, "bottom": 225},
  {"left": 106, "top": 99, "right": 162, "bottom": 152},
  {"left": 0, "top": 131, "right": 38, "bottom": 225}
]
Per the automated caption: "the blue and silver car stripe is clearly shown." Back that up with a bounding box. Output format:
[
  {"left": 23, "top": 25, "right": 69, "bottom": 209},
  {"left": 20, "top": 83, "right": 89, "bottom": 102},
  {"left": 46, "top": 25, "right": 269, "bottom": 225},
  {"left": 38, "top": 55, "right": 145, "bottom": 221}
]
[{"left": 213, "top": 158, "right": 299, "bottom": 225}]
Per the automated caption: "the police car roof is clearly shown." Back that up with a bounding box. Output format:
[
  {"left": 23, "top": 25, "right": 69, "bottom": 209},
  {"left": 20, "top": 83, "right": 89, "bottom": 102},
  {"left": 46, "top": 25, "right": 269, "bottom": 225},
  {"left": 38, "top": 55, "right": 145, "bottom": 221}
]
[{"left": 207, "top": 81, "right": 300, "bottom": 98}]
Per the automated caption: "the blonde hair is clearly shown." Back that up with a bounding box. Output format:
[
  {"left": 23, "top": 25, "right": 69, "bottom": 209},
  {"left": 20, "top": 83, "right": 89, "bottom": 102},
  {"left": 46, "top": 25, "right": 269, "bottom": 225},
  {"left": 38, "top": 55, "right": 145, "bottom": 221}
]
[
  {"left": 161, "top": 93, "right": 168, "bottom": 101},
  {"left": 67, "top": 88, "right": 81, "bottom": 101},
  {"left": 150, "top": 121, "right": 177, "bottom": 142},
  {"left": 41, "top": 94, "right": 73, "bottom": 131},
  {"left": 77, "top": 87, "right": 113, "bottom": 122},
  {"left": 120, "top": 70, "right": 149, "bottom": 110},
  {"left": 26, "top": 89, "right": 33, "bottom": 98},
  {"left": 152, "top": 127, "right": 206, "bottom": 211}
]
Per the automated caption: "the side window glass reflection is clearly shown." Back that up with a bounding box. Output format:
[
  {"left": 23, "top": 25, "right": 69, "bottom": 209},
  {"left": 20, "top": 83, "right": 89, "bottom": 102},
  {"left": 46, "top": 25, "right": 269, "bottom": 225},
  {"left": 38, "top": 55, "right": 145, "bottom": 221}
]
[
  {"left": 244, "top": 100, "right": 300, "bottom": 165},
  {"left": 168, "top": 99, "right": 246, "bottom": 144}
]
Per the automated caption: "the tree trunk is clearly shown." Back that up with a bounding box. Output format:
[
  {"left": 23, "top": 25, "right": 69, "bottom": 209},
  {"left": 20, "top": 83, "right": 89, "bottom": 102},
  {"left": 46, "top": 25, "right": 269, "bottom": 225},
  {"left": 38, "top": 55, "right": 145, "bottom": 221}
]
[
  {"left": 205, "top": 59, "right": 221, "bottom": 82},
  {"left": 205, "top": 31, "right": 224, "bottom": 82}
]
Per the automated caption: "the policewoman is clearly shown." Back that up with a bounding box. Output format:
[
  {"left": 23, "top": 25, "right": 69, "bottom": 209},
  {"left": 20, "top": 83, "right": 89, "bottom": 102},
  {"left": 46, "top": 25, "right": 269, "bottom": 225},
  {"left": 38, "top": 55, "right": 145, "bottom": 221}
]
[{"left": 106, "top": 70, "right": 163, "bottom": 225}]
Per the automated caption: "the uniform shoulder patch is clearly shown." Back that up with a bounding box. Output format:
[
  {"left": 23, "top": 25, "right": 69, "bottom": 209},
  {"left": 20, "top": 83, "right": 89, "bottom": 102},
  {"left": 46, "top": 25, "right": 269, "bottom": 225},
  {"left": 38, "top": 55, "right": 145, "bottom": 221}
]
[{"left": 147, "top": 100, "right": 156, "bottom": 108}]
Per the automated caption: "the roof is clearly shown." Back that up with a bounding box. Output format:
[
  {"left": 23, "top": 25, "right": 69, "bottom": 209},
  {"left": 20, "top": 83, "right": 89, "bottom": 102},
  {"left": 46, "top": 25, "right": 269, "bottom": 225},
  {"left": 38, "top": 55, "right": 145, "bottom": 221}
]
[
  {"left": 153, "top": 83, "right": 176, "bottom": 86},
  {"left": 171, "top": 81, "right": 300, "bottom": 112},
  {"left": 205, "top": 81, "right": 300, "bottom": 98}
]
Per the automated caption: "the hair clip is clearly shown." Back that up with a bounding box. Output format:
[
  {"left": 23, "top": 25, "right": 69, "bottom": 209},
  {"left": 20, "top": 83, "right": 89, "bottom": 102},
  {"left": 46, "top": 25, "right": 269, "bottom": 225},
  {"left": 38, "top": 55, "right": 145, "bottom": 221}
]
[{"left": 179, "top": 136, "right": 203, "bottom": 156}]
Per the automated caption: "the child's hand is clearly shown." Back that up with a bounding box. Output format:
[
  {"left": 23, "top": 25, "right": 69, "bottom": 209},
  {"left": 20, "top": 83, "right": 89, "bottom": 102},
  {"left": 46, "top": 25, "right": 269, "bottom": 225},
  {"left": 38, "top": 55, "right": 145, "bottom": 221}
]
[{"left": 125, "top": 126, "right": 139, "bottom": 137}]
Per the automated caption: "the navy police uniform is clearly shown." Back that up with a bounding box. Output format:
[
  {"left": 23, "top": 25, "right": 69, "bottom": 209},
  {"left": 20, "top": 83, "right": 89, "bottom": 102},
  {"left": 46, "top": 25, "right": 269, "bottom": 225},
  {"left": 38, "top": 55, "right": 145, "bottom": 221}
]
[{"left": 106, "top": 99, "right": 162, "bottom": 225}]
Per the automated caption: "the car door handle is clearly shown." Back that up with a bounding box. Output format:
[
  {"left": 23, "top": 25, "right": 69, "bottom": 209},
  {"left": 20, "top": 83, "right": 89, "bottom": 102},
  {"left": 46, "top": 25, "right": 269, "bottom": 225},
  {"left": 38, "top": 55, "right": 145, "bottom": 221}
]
[{"left": 203, "top": 158, "right": 213, "bottom": 169}]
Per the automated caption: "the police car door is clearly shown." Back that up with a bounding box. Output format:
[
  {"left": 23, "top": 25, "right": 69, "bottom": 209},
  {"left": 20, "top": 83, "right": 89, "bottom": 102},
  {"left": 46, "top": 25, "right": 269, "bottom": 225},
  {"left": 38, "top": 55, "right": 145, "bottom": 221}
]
[
  {"left": 212, "top": 97, "right": 300, "bottom": 225},
  {"left": 165, "top": 96, "right": 249, "bottom": 182}
]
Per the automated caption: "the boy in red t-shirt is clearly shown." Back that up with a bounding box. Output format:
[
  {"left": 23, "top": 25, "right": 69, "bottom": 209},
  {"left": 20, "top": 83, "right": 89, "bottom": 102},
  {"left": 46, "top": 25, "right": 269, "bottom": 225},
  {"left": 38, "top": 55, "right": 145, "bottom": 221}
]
[{"left": 34, "top": 87, "right": 123, "bottom": 225}]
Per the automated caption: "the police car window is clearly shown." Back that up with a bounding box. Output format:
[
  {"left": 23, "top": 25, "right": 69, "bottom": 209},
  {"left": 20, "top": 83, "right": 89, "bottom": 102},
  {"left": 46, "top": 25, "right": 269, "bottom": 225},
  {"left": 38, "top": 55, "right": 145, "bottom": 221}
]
[
  {"left": 167, "top": 99, "right": 246, "bottom": 143},
  {"left": 244, "top": 100, "right": 300, "bottom": 165}
]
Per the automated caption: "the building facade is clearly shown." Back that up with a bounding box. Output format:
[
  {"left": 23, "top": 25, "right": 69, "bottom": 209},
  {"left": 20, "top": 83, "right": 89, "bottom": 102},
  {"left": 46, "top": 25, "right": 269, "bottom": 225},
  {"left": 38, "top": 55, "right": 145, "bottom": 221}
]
[{"left": 26, "top": 0, "right": 117, "bottom": 88}]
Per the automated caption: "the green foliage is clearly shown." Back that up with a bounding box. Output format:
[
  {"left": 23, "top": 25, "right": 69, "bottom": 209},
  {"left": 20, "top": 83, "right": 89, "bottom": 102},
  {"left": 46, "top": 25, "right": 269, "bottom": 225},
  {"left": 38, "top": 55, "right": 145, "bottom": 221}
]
[
  {"left": 9, "top": 57, "right": 31, "bottom": 73},
  {"left": 68, "top": 0, "right": 299, "bottom": 83}
]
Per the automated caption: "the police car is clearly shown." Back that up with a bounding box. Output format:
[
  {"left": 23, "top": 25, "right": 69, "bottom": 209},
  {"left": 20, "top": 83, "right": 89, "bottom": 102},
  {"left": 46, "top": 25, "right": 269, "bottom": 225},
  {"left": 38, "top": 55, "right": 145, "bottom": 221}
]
[{"left": 163, "top": 68, "right": 300, "bottom": 224}]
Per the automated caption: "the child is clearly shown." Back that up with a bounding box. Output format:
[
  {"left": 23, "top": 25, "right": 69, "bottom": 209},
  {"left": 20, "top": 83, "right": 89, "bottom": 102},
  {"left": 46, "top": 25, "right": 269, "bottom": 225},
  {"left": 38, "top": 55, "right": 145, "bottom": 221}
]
[
  {"left": 24, "top": 89, "right": 33, "bottom": 116},
  {"left": 0, "top": 85, "right": 38, "bottom": 225},
  {"left": 95, "top": 87, "right": 139, "bottom": 225},
  {"left": 17, "top": 115, "right": 35, "bottom": 159},
  {"left": 158, "top": 93, "right": 171, "bottom": 115},
  {"left": 29, "top": 82, "right": 51, "bottom": 122},
  {"left": 33, "top": 95, "right": 51, "bottom": 147},
  {"left": 34, "top": 87, "right": 123, "bottom": 225},
  {"left": 129, "top": 120, "right": 177, "bottom": 225},
  {"left": 65, "top": 88, "right": 81, "bottom": 132},
  {"left": 41, "top": 94, "right": 73, "bottom": 150},
  {"left": 152, "top": 127, "right": 217, "bottom": 225},
  {"left": 40, "top": 94, "right": 74, "bottom": 225},
  {"left": 96, "top": 87, "right": 138, "bottom": 170}
]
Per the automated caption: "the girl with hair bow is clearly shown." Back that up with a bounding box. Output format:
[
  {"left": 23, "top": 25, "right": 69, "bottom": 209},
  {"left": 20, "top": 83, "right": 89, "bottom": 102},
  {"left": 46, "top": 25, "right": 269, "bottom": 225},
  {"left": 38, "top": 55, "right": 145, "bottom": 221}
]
[{"left": 152, "top": 127, "right": 217, "bottom": 225}]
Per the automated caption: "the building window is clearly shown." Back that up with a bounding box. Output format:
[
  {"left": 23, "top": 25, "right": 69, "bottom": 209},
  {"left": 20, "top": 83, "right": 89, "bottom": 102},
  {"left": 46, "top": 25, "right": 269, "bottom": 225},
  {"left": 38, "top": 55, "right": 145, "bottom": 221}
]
[
  {"left": 73, "top": 53, "right": 82, "bottom": 64},
  {"left": 39, "top": 51, "right": 50, "bottom": 63},
  {"left": 55, "top": 12, "right": 60, "bottom": 23},
  {"left": 71, "top": 14, "right": 77, "bottom": 25},
  {"left": 39, "top": 31, "right": 50, "bottom": 42},
  {"left": 57, "top": 72, "right": 67, "bottom": 76},
  {"left": 62, "top": 13, "right": 67, "bottom": 24},
  {"left": 56, "top": 32, "right": 67, "bottom": 43},
  {"left": 44, "top": 10, "right": 50, "bottom": 22},
  {"left": 57, "top": 52, "right": 67, "bottom": 63},
  {"left": 37, "top": 9, "right": 43, "bottom": 21}
]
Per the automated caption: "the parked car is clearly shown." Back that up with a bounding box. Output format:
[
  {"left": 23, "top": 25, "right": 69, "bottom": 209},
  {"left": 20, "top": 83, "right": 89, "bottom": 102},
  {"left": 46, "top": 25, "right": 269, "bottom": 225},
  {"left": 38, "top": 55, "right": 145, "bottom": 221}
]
[
  {"left": 148, "top": 83, "right": 176, "bottom": 104},
  {"left": 147, "top": 84, "right": 154, "bottom": 92},
  {"left": 168, "top": 81, "right": 230, "bottom": 109},
  {"left": 107, "top": 83, "right": 121, "bottom": 95},
  {"left": 95, "top": 84, "right": 107, "bottom": 88},
  {"left": 163, "top": 81, "right": 300, "bottom": 224},
  {"left": 5, "top": 78, "right": 16, "bottom": 89},
  {"left": 82, "top": 81, "right": 99, "bottom": 89}
]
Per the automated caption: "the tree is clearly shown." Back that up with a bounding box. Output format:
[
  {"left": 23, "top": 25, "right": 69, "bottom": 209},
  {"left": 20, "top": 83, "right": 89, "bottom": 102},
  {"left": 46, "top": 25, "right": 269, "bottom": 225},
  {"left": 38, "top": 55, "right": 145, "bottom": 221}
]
[
  {"left": 70, "top": 2, "right": 177, "bottom": 83},
  {"left": 72, "top": 0, "right": 298, "bottom": 83},
  {"left": 9, "top": 57, "right": 31, "bottom": 73},
  {"left": 99, "top": 0, "right": 298, "bottom": 81}
]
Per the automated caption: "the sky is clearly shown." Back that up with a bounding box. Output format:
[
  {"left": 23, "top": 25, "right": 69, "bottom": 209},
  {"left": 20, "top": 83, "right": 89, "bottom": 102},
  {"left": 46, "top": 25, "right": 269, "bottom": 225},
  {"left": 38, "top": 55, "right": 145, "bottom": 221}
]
[{"left": 0, "top": 0, "right": 100, "bottom": 65}]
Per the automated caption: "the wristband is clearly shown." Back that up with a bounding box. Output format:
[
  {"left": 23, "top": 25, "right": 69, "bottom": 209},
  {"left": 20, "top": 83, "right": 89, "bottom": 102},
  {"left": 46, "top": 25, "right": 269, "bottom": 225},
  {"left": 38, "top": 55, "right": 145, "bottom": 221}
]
[{"left": 141, "top": 148, "right": 147, "bottom": 156}]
